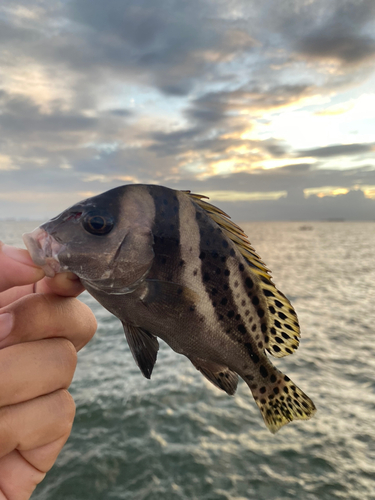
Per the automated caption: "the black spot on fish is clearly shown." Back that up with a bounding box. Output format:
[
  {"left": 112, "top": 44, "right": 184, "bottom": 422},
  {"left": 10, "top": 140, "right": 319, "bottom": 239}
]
[
  {"left": 241, "top": 299, "right": 246, "bottom": 306},
  {"left": 260, "top": 366, "right": 268, "bottom": 378},
  {"left": 252, "top": 324, "right": 257, "bottom": 332},
  {"left": 282, "top": 332, "right": 290, "bottom": 340},
  {"left": 221, "top": 297, "right": 228, "bottom": 305},
  {"left": 289, "top": 308, "right": 297, "bottom": 316},
  {"left": 263, "top": 289, "right": 275, "bottom": 297},
  {"left": 222, "top": 240, "right": 229, "bottom": 248},
  {"left": 199, "top": 251, "right": 206, "bottom": 260},
  {"left": 273, "top": 345, "right": 281, "bottom": 353},
  {"left": 284, "top": 375, "right": 290, "bottom": 382},
  {"left": 258, "top": 341, "right": 263, "bottom": 349},
  {"left": 257, "top": 308, "right": 265, "bottom": 318},
  {"left": 275, "top": 337, "right": 284, "bottom": 344},
  {"left": 227, "top": 310, "right": 235, "bottom": 319},
  {"left": 237, "top": 324, "right": 246, "bottom": 335},
  {"left": 239, "top": 263, "right": 245, "bottom": 272},
  {"left": 245, "top": 278, "right": 254, "bottom": 289},
  {"left": 193, "top": 269, "right": 198, "bottom": 276},
  {"left": 275, "top": 300, "right": 283, "bottom": 308},
  {"left": 252, "top": 296, "right": 259, "bottom": 306},
  {"left": 189, "top": 305, "right": 196, "bottom": 312},
  {"left": 235, "top": 314, "right": 240, "bottom": 321},
  {"left": 264, "top": 335, "right": 269, "bottom": 343},
  {"left": 270, "top": 374, "right": 277, "bottom": 383},
  {"left": 284, "top": 324, "right": 293, "bottom": 331},
  {"left": 230, "top": 248, "right": 235, "bottom": 257},
  {"left": 261, "top": 399, "right": 266, "bottom": 405},
  {"left": 278, "top": 312, "right": 287, "bottom": 320},
  {"left": 285, "top": 348, "right": 293, "bottom": 354},
  {"left": 270, "top": 327, "right": 276, "bottom": 335},
  {"left": 269, "top": 306, "right": 276, "bottom": 314},
  {"left": 179, "top": 259, "right": 185, "bottom": 267},
  {"left": 261, "top": 324, "right": 267, "bottom": 333},
  {"left": 260, "top": 386, "right": 266, "bottom": 394},
  {"left": 224, "top": 269, "right": 230, "bottom": 276},
  {"left": 274, "top": 320, "right": 282, "bottom": 329}
]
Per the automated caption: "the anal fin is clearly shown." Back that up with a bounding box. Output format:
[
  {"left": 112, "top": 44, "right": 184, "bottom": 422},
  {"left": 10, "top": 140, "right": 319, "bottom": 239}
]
[
  {"left": 122, "top": 322, "right": 159, "bottom": 379},
  {"left": 190, "top": 357, "right": 238, "bottom": 395}
]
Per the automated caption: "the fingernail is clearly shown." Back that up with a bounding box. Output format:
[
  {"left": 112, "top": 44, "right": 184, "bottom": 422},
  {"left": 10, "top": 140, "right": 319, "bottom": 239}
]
[
  {"left": 0, "top": 313, "right": 13, "bottom": 341},
  {"left": 1, "top": 244, "right": 37, "bottom": 267}
]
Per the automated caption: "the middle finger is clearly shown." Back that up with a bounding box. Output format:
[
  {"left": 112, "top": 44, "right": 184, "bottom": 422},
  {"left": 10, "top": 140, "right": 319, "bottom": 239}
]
[
  {"left": 0, "top": 338, "right": 77, "bottom": 408},
  {"left": 0, "top": 293, "right": 97, "bottom": 352}
]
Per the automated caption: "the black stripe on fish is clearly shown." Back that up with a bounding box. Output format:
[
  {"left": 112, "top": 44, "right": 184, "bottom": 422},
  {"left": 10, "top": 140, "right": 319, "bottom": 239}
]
[
  {"left": 147, "top": 186, "right": 181, "bottom": 282},
  {"left": 196, "top": 207, "right": 261, "bottom": 366}
]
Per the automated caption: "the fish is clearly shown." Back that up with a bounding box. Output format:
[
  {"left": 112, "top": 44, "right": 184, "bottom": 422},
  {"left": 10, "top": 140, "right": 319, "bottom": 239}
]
[{"left": 23, "top": 184, "right": 316, "bottom": 433}]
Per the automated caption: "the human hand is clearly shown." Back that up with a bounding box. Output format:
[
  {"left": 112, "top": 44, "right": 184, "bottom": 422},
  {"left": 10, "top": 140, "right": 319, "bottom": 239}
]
[{"left": 0, "top": 243, "right": 97, "bottom": 500}]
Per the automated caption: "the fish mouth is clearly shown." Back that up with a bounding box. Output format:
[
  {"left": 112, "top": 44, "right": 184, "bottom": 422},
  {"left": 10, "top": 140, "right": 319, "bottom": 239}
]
[{"left": 23, "top": 228, "right": 66, "bottom": 278}]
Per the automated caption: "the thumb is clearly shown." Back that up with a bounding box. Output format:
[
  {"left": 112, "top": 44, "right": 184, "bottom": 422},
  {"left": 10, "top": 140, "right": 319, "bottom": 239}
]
[{"left": 0, "top": 243, "right": 45, "bottom": 293}]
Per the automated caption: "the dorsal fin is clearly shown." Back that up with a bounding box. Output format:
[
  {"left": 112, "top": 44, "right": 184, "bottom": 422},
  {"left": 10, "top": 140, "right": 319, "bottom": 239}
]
[{"left": 185, "top": 191, "right": 301, "bottom": 358}]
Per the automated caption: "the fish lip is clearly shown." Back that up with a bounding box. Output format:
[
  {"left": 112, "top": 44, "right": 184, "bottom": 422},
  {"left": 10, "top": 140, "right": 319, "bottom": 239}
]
[{"left": 23, "top": 228, "right": 66, "bottom": 278}]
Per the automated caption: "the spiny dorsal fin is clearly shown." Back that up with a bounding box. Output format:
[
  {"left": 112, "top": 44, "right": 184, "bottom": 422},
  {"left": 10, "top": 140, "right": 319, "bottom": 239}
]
[{"left": 185, "top": 191, "right": 301, "bottom": 358}]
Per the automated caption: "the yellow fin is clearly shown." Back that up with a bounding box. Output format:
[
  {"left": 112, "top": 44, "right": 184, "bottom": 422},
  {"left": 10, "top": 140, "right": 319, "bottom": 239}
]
[{"left": 186, "top": 191, "right": 301, "bottom": 357}]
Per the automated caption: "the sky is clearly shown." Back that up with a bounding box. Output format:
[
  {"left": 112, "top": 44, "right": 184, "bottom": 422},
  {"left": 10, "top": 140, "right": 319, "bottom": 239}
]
[{"left": 0, "top": 0, "right": 375, "bottom": 221}]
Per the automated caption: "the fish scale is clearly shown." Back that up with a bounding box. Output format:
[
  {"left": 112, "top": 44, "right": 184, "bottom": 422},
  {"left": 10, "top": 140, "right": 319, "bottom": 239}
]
[{"left": 23, "top": 183, "right": 316, "bottom": 433}]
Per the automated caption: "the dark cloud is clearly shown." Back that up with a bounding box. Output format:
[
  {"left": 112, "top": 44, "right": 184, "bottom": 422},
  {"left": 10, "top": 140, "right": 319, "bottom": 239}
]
[
  {"left": 295, "top": 0, "right": 375, "bottom": 65},
  {"left": 168, "top": 165, "right": 375, "bottom": 196},
  {"left": 219, "top": 189, "right": 375, "bottom": 222},
  {"left": 298, "top": 34, "right": 375, "bottom": 65},
  {"left": 298, "top": 143, "right": 374, "bottom": 158}
]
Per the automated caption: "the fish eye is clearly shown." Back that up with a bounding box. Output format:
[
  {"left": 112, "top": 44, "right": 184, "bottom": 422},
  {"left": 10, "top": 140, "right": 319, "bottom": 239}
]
[{"left": 83, "top": 210, "right": 114, "bottom": 235}]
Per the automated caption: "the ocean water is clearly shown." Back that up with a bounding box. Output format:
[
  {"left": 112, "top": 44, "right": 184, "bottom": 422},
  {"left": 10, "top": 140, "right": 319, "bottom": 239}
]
[{"left": 1, "top": 221, "right": 374, "bottom": 500}]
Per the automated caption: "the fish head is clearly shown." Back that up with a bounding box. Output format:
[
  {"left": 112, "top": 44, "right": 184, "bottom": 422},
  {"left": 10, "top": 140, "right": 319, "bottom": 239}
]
[{"left": 23, "top": 185, "right": 155, "bottom": 292}]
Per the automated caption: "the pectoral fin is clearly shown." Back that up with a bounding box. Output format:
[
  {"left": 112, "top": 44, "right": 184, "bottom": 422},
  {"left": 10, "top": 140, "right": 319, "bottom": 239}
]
[
  {"left": 122, "top": 322, "right": 159, "bottom": 379},
  {"left": 190, "top": 357, "right": 239, "bottom": 396}
]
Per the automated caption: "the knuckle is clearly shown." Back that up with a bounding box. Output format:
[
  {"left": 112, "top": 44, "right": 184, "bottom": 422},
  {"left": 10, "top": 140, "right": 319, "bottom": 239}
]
[
  {"left": 0, "top": 404, "right": 15, "bottom": 441},
  {"left": 58, "top": 338, "right": 78, "bottom": 371},
  {"left": 57, "top": 389, "right": 76, "bottom": 427}
]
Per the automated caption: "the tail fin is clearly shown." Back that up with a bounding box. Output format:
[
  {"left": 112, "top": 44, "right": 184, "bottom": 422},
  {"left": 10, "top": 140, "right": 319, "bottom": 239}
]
[{"left": 248, "top": 370, "right": 316, "bottom": 433}]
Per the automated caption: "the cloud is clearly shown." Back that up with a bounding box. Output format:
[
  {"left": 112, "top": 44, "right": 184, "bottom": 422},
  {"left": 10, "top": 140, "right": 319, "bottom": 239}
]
[
  {"left": 0, "top": 0, "right": 375, "bottom": 220},
  {"left": 298, "top": 143, "right": 374, "bottom": 158},
  {"left": 296, "top": 0, "right": 375, "bottom": 66}
]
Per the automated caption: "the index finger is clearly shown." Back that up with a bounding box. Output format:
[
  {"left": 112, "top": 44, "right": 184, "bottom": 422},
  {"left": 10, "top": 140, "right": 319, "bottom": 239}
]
[{"left": 0, "top": 243, "right": 44, "bottom": 293}]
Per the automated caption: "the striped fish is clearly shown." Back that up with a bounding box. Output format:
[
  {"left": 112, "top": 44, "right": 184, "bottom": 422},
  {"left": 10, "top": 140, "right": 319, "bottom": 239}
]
[{"left": 23, "top": 184, "right": 316, "bottom": 433}]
